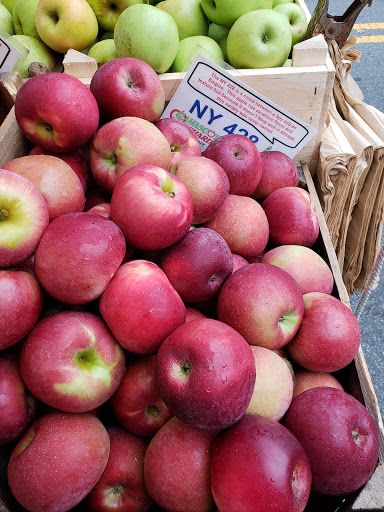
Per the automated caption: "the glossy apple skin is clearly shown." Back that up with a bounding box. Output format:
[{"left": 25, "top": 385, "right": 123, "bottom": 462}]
[
  {"left": 20, "top": 311, "right": 126, "bottom": 413},
  {"left": 217, "top": 263, "right": 304, "bottom": 349},
  {"left": 111, "top": 355, "right": 173, "bottom": 437},
  {"left": 34, "top": 212, "right": 126, "bottom": 304},
  {"left": 14, "top": 73, "right": 99, "bottom": 153},
  {"left": 185, "top": 306, "right": 207, "bottom": 322},
  {"left": 283, "top": 387, "right": 379, "bottom": 496},
  {"left": 87, "top": 202, "right": 111, "bottom": 219},
  {"left": 211, "top": 415, "right": 312, "bottom": 512},
  {"left": 232, "top": 252, "right": 249, "bottom": 272},
  {"left": 87, "top": 426, "right": 152, "bottom": 512},
  {"left": 30, "top": 146, "right": 92, "bottom": 192},
  {"left": 144, "top": 417, "right": 217, "bottom": 512},
  {"left": 99, "top": 260, "right": 186, "bottom": 354},
  {"left": 261, "top": 245, "right": 334, "bottom": 295},
  {"left": 3, "top": 154, "right": 85, "bottom": 221},
  {"left": 287, "top": 292, "right": 361, "bottom": 373},
  {"left": 89, "top": 117, "right": 172, "bottom": 193},
  {"left": 159, "top": 227, "right": 233, "bottom": 303},
  {"left": 252, "top": 150, "right": 299, "bottom": 201},
  {"left": 292, "top": 369, "right": 344, "bottom": 400},
  {"left": 155, "top": 118, "right": 201, "bottom": 169},
  {"left": 156, "top": 318, "right": 256, "bottom": 430},
  {"left": 90, "top": 57, "right": 165, "bottom": 123},
  {"left": 245, "top": 345, "right": 293, "bottom": 421},
  {"left": 111, "top": 165, "right": 193, "bottom": 250},
  {"left": 203, "top": 134, "right": 262, "bottom": 196},
  {"left": 0, "top": 169, "right": 49, "bottom": 268},
  {"left": 0, "top": 355, "right": 37, "bottom": 446},
  {"left": 8, "top": 412, "right": 110, "bottom": 512},
  {"left": 262, "top": 187, "right": 319, "bottom": 248},
  {"left": 170, "top": 156, "right": 230, "bottom": 225},
  {"left": 0, "top": 269, "right": 43, "bottom": 350},
  {"left": 204, "top": 194, "right": 269, "bottom": 259}
]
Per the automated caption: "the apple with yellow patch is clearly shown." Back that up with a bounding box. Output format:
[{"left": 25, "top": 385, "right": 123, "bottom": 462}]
[{"left": 19, "top": 311, "right": 126, "bottom": 413}]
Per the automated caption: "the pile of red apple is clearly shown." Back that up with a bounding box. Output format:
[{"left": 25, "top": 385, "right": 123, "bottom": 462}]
[{"left": 0, "top": 57, "right": 380, "bottom": 512}]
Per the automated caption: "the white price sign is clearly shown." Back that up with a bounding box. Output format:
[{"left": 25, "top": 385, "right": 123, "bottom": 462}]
[
  {"left": 161, "top": 54, "right": 317, "bottom": 157},
  {"left": 0, "top": 35, "right": 22, "bottom": 72}
]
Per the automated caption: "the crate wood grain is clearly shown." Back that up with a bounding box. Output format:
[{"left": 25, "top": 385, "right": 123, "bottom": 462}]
[{"left": 0, "top": 110, "right": 383, "bottom": 510}]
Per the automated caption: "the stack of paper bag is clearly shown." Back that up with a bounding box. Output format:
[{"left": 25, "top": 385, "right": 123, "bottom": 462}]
[{"left": 315, "top": 37, "right": 384, "bottom": 294}]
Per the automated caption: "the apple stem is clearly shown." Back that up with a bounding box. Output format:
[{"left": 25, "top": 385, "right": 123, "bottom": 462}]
[
  {"left": 0, "top": 209, "right": 9, "bottom": 220},
  {"left": 181, "top": 362, "right": 191, "bottom": 376}
]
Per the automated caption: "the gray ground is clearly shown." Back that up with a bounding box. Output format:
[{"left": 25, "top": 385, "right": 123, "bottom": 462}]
[{"left": 305, "top": 0, "right": 384, "bottom": 420}]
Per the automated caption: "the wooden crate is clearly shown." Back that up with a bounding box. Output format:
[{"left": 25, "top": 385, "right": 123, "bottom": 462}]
[{"left": 0, "top": 106, "right": 383, "bottom": 510}]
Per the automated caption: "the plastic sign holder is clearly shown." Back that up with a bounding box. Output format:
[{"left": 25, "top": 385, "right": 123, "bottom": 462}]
[
  {"left": 0, "top": 28, "right": 28, "bottom": 74},
  {"left": 161, "top": 50, "right": 317, "bottom": 158}
]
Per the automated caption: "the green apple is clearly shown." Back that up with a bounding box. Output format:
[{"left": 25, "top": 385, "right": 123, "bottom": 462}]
[
  {"left": 86, "top": 0, "right": 142, "bottom": 32},
  {"left": 170, "top": 35, "right": 224, "bottom": 72},
  {"left": 156, "top": 0, "right": 209, "bottom": 40},
  {"left": 219, "top": 32, "right": 228, "bottom": 62},
  {"left": 11, "top": 35, "right": 56, "bottom": 78},
  {"left": 227, "top": 9, "right": 292, "bottom": 69},
  {"left": 0, "top": 0, "right": 17, "bottom": 14},
  {"left": 35, "top": 0, "right": 99, "bottom": 54},
  {"left": 272, "top": 0, "right": 294, "bottom": 6},
  {"left": 200, "top": 0, "right": 273, "bottom": 29},
  {"left": 100, "top": 30, "right": 114, "bottom": 40},
  {"left": 283, "top": 58, "right": 292, "bottom": 67},
  {"left": 88, "top": 39, "right": 119, "bottom": 66},
  {"left": 208, "top": 22, "right": 229, "bottom": 43},
  {"left": 114, "top": 4, "right": 179, "bottom": 73},
  {"left": 273, "top": 2, "right": 308, "bottom": 46},
  {"left": 0, "top": 3, "right": 14, "bottom": 34},
  {"left": 13, "top": 0, "right": 41, "bottom": 40}
]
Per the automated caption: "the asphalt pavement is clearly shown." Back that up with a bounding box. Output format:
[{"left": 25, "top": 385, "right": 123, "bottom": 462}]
[{"left": 304, "top": 0, "right": 384, "bottom": 420}]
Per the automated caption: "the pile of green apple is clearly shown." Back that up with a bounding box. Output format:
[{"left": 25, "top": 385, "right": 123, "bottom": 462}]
[{"left": 0, "top": 0, "right": 309, "bottom": 77}]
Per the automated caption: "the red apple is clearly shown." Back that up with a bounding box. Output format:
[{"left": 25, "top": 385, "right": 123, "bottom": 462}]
[
  {"left": 170, "top": 156, "right": 230, "bottom": 224},
  {"left": 144, "top": 417, "right": 217, "bottom": 512},
  {"left": 90, "top": 57, "right": 165, "bottom": 123},
  {"left": 211, "top": 415, "right": 312, "bottom": 512},
  {"left": 156, "top": 318, "right": 256, "bottom": 430},
  {"left": 0, "top": 169, "right": 49, "bottom": 268},
  {"left": 292, "top": 369, "right": 344, "bottom": 400},
  {"left": 260, "top": 245, "right": 334, "bottom": 295},
  {"left": 185, "top": 306, "right": 207, "bottom": 322},
  {"left": 203, "top": 134, "right": 263, "bottom": 196},
  {"left": 87, "top": 202, "right": 111, "bottom": 219},
  {"left": 0, "top": 355, "right": 37, "bottom": 446},
  {"left": 286, "top": 292, "right": 361, "bottom": 373},
  {"left": 204, "top": 194, "right": 269, "bottom": 259},
  {"left": 111, "top": 355, "right": 173, "bottom": 437},
  {"left": 159, "top": 227, "right": 233, "bottom": 303},
  {"left": 232, "top": 252, "right": 249, "bottom": 272},
  {"left": 110, "top": 165, "right": 193, "bottom": 250},
  {"left": 30, "top": 146, "right": 92, "bottom": 192},
  {"left": 99, "top": 260, "right": 186, "bottom": 355},
  {"left": 155, "top": 118, "right": 201, "bottom": 169},
  {"left": 20, "top": 311, "right": 126, "bottom": 413},
  {"left": 262, "top": 187, "right": 319, "bottom": 248},
  {"left": 8, "top": 412, "right": 110, "bottom": 512},
  {"left": 87, "top": 426, "right": 152, "bottom": 512},
  {"left": 217, "top": 263, "right": 304, "bottom": 350},
  {"left": 3, "top": 154, "right": 85, "bottom": 221},
  {"left": 283, "top": 387, "right": 379, "bottom": 496},
  {"left": 245, "top": 345, "right": 294, "bottom": 421},
  {"left": 0, "top": 269, "right": 43, "bottom": 350},
  {"left": 252, "top": 150, "right": 299, "bottom": 201},
  {"left": 89, "top": 117, "right": 172, "bottom": 193},
  {"left": 14, "top": 72, "right": 99, "bottom": 153},
  {"left": 34, "top": 212, "right": 126, "bottom": 304}
]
